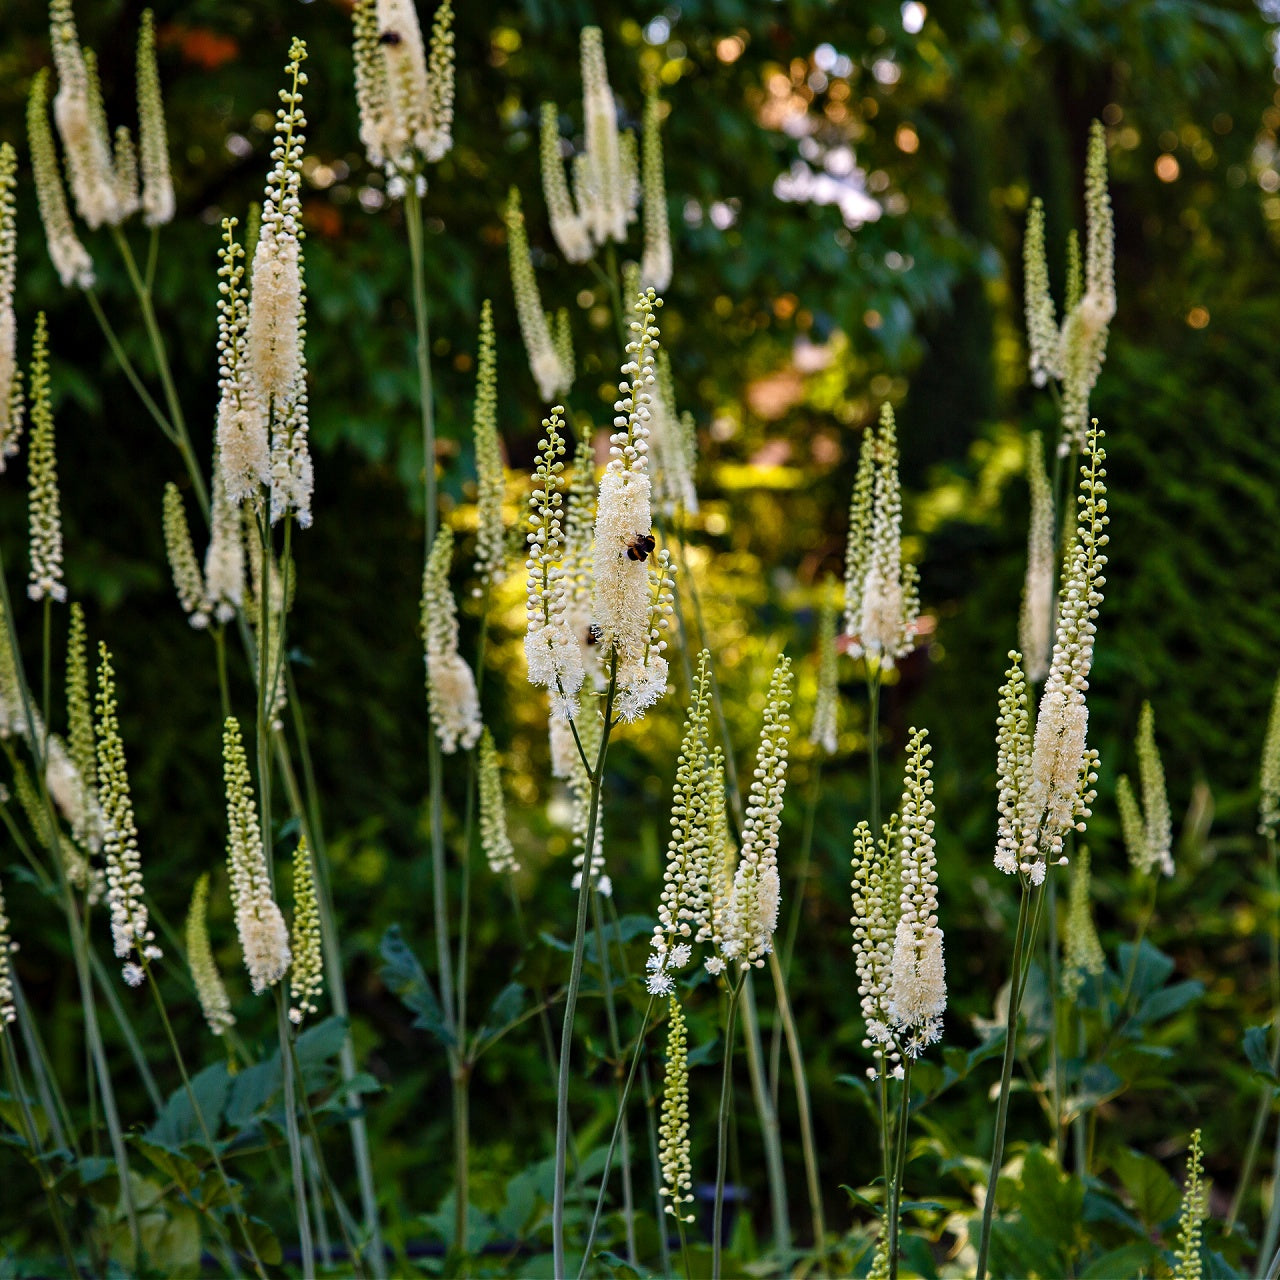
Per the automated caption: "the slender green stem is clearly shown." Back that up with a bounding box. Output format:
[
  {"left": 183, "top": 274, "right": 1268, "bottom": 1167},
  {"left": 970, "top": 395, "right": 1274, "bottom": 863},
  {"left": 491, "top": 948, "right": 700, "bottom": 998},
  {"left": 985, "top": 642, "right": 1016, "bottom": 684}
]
[
  {"left": 674, "top": 1214, "right": 693, "bottom": 1280},
  {"left": 771, "top": 760, "right": 822, "bottom": 1106},
  {"left": 404, "top": 187, "right": 437, "bottom": 552},
  {"left": 287, "top": 1036, "right": 366, "bottom": 1278},
  {"left": 879, "top": 1062, "right": 892, "bottom": 1233},
  {"left": 577, "top": 994, "right": 657, "bottom": 1277},
  {"left": 213, "top": 626, "right": 232, "bottom": 723},
  {"left": 278, "top": 690, "right": 387, "bottom": 1278},
  {"left": 1072, "top": 1010, "right": 1089, "bottom": 1177},
  {"left": 976, "top": 881, "right": 1035, "bottom": 1280},
  {"left": 741, "top": 973, "right": 790, "bottom": 1257},
  {"left": 552, "top": 654, "right": 618, "bottom": 1278},
  {"left": 110, "top": 227, "right": 209, "bottom": 519},
  {"left": 601, "top": 244, "right": 629, "bottom": 353},
  {"left": 1262, "top": 1124, "right": 1280, "bottom": 1272},
  {"left": 144, "top": 956, "right": 266, "bottom": 1277},
  {"left": 1047, "top": 871, "right": 1063, "bottom": 1159},
  {"left": 713, "top": 979, "right": 743, "bottom": 1280},
  {"left": 590, "top": 892, "right": 637, "bottom": 1266},
  {"left": 0, "top": 1031, "right": 80, "bottom": 1277},
  {"left": 84, "top": 288, "right": 177, "bottom": 444},
  {"left": 89, "top": 948, "right": 164, "bottom": 1113},
  {"left": 10, "top": 971, "right": 76, "bottom": 1156},
  {"left": 768, "top": 948, "right": 826, "bottom": 1263},
  {"left": 867, "top": 668, "right": 882, "bottom": 839},
  {"left": 604, "top": 897, "right": 671, "bottom": 1279},
  {"left": 276, "top": 992, "right": 316, "bottom": 1277},
  {"left": 887, "top": 1057, "right": 914, "bottom": 1280}
]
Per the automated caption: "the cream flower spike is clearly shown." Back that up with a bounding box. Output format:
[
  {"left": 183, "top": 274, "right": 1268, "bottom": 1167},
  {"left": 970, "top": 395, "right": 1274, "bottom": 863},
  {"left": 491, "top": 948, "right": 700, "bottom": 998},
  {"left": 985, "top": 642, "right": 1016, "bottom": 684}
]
[
  {"left": 136, "top": 10, "right": 175, "bottom": 226},
  {"left": 888, "top": 728, "right": 946, "bottom": 1057},
  {"left": 422, "top": 525, "right": 482, "bottom": 754},
  {"left": 523, "top": 406, "right": 584, "bottom": 711},
  {"left": 1019, "top": 432, "right": 1054, "bottom": 684},
  {"left": 186, "top": 873, "right": 236, "bottom": 1037},
  {"left": 506, "top": 188, "right": 572, "bottom": 401},
  {"left": 647, "top": 650, "right": 713, "bottom": 993},
  {"left": 350, "top": 0, "right": 455, "bottom": 189},
  {"left": 48, "top": 0, "right": 121, "bottom": 229},
  {"left": 0, "top": 871, "right": 16, "bottom": 1027},
  {"left": 843, "top": 404, "right": 919, "bottom": 667},
  {"left": 96, "top": 644, "right": 162, "bottom": 984},
  {"left": 26, "top": 314, "right": 66, "bottom": 604},
  {"left": 809, "top": 588, "right": 840, "bottom": 756},
  {"left": 28, "top": 69, "right": 94, "bottom": 289},
  {"left": 222, "top": 717, "right": 290, "bottom": 994},
  {"left": 288, "top": 838, "right": 323, "bottom": 1025},
  {"left": 640, "top": 84, "right": 672, "bottom": 292},
  {"left": 719, "top": 656, "right": 793, "bottom": 971},
  {"left": 0, "top": 144, "right": 22, "bottom": 470},
  {"left": 658, "top": 998, "right": 695, "bottom": 1222},
  {"left": 247, "top": 39, "right": 313, "bottom": 528},
  {"left": 471, "top": 301, "right": 507, "bottom": 589}
]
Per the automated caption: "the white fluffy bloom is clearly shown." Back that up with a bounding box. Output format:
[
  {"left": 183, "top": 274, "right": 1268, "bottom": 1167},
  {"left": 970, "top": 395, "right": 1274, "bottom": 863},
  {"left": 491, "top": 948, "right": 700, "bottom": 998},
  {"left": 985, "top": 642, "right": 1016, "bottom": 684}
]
[
  {"left": 887, "top": 728, "right": 945, "bottom": 1055},
  {"left": 27, "top": 69, "right": 94, "bottom": 290},
  {"left": 223, "top": 717, "right": 290, "bottom": 994},
  {"left": 640, "top": 86, "right": 672, "bottom": 292},
  {"left": 1019, "top": 432, "right": 1054, "bottom": 683},
  {"left": 540, "top": 102, "right": 594, "bottom": 263},
  {"left": 506, "top": 188, "right": 571, "bottom": 401},
  {"left": 844, "top": 404, "right": 918, "bottom": 666},
  {"left": 717, "top": 658, "right": 793, "bottom": 970},
  {"left": 0, "top": 145, "right": 22, "bottom": 470},
  {"left": 49, "top": 0, "right": 121, "bottom": 230},
  {"left": 245, "top": 41, "right": 312, "bottom": 527},
  {"left": 422, "top": 526, "right": 482, "bottom": 754},
  {"left": 524, "top": 407, "right": 586, "bottom": 706}
]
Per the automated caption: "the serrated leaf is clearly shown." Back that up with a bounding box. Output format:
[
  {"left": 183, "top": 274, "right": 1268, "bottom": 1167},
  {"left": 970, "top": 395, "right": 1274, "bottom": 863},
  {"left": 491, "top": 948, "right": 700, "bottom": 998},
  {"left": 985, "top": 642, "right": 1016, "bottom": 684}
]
[
  {"left": 133, "top": 1138, "right": 201, "bottom": 1190},
  {"left": 380, "top": 925, "right": 455, "bottom": 1047}
]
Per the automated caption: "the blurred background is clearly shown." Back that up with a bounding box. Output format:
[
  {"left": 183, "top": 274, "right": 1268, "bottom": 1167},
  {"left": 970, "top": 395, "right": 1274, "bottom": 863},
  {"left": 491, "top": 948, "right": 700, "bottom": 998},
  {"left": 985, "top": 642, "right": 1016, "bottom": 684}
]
[{"left": 1, "top": 0, "right": 1279, "bottom": 1262}]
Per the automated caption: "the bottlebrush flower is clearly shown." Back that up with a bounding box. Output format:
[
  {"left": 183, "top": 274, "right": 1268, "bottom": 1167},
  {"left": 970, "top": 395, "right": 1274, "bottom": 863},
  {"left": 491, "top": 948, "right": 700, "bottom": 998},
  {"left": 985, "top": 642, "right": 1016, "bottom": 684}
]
[
  {"left": 640, "top": 85, "right": 672, "bottom": 293},
  {"left": 96, "top": 644, "right": 161, "bottom": 981},
  {"left": 421, "top": 525, "right": 482, "bottom": 754},
  {"left": 26, "top": 314, "right": 66, "bottom": 604},
  {"left": 658, "top": 998, "right": 695, "bottom": 1222},
  {"left": 647, "top": 650, "right": 712, "bottom": 991},
  {"left": 540, "top": 102, "right": 593, "bottom": 264},
  {"left": 506, "top": 188, "right": 571, "bottom": 401},
  {"left": 0, "top": 144, "right": 22, "bottom": 469},
  {"left": 843, "top": 404, "right": 919, "bottom": 667},
  {"left": 576, "top": 28, "right": 636, "bottom": 247},
  {"left": 48, "top": 0, "right": 121, "bottom": 229},
  {"left": 1117, "top": 701, "right": 1173, "bottom": 877},
  {"left": 288, "top": 838, "right": 323, "bottom": 1025},
  {"left": 524, "top": 407, "right": 584, "bottom": 708},
  {"left": 851, "top": 818, "right": 902, "bottom": 1078},
  {"left": 136, "top": 10, "right": 174, "bottom": 226},
  {"left": 1023, "top": 197, "right": 1059, "bottom": 389},
  {"left": 1061, "top": 846, "right": 1105, "bottom": 997},
  {"left": 186, "top": 873, "right": 236, "bottom": 1036},
  {"left": 246, "top": 39, "right": 312, "bottom": 527},
  {"left": 888, "top": 728, "right": 946, "bottom": 1055},
  {"left": 718, "top": 656, "right": 793, "bottom": 970},
  {"left": 0, "top": 872, "right": 15, "bottom": 1027},
  {"left": 163, "top": 482, "right": 209, "bottom": 627},
  {"left": 809, "top": 588, "right": 839, "bottom": 755},
  {"left": 1019, "top": 432, "right": 1054, "bottom": 684},
  {"left": 204, "top": 449, "right": 245, "bottom": 624},
  {"left": 222, "top": 716, "right": 290, "bottom": 994},
  {"left": 1260, "top": 675, "right": 1280, "bottom": 840},
  {"left": 471, "top": 300, "right": 507, "bottom": 589},
  {"left": 478, "top": 729, "right": 518, "bottom": 875},
  {"left": 27, "top": 69, "right": 94, "bottom": 289}
]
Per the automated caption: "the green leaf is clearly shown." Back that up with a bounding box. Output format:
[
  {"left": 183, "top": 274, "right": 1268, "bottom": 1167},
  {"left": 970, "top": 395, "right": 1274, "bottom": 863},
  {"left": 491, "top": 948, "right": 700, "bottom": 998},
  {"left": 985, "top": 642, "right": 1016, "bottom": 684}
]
[
  {"left": 1132, "top": 979, "right": 1204, "bottom": 1025},
  {"left": 1019, "top": 1145, "right": 1084, "bottom": 1260},
  {"left": 146, "top": 1060, "right": 230, "bottom": 1149},
  {"left": 1110, "top": 1147, "right": 1181, "bottom": 1227},
  {"left": 476, "top": 982, "right": 527, "bottom": 1046},
  {"left": 1114, "top": 941, "right": 1175, "bottom": 1001},
  {"left": 1080, "top": 1243, "right": 1161, "bottom": 1278},
  {"left": 133, "top": 1138, "right": 202, "bottom": 1191},
  {"left": 380, "top": 925, "right": 455, "bottom": 1047},
  {"left": 1245, "top": 1024, "right": 1279, "bottom": 1083},
  {"left": 0, "top": 1092, "right": 49, "bottom": 1148}
]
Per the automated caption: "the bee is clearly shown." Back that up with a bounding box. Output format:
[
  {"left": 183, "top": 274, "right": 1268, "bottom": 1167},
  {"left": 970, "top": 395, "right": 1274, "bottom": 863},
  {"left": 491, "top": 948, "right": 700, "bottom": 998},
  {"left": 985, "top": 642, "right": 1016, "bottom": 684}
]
[
  {"left": 626, "top": 532, "right": 656, "bottom": 562},
  {"left": 378, "top": 29, "right": 402, "bottom": 45},
  {"left": 586, "top": 623, "right": 603, "bottom": 646}
]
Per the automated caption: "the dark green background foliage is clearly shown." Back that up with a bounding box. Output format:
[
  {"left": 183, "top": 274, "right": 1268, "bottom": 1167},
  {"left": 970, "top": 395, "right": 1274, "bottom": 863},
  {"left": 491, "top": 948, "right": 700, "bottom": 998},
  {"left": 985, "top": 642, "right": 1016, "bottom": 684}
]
[{"left": 0, "top": 0, "right": 1279, "bottom": 1271}]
